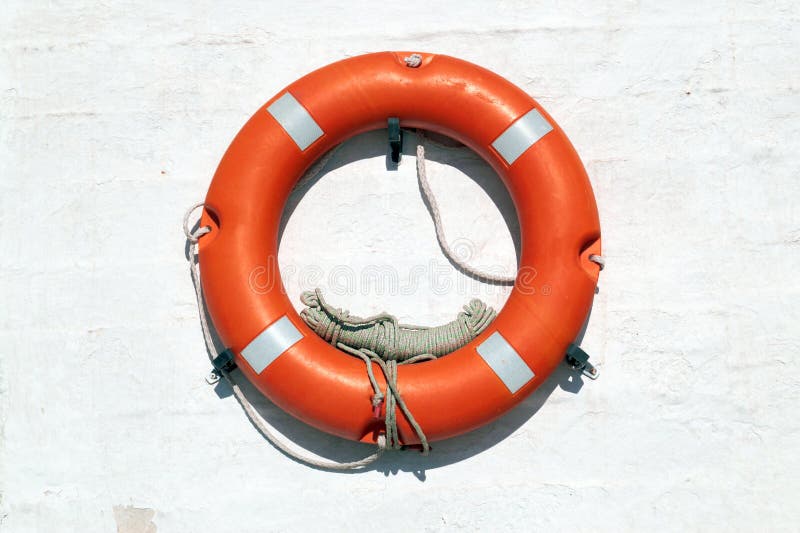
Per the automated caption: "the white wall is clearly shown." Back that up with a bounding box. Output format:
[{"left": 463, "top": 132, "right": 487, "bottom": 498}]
[{"left": 2, "top": 2, "right": 799, "bottom": 531}]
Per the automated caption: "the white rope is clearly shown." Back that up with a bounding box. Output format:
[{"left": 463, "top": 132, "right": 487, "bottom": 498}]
[
  {"left": 183, "top": 204, "right": 386, "bottom": 470},
  {"left": 183, "top": 202, "right": 211, "bottom": 243},
  {"left": 415, "top": 132, "right": 518, "bottom": 284},
  {"left": 589, "top": 254, "right": 605, "bottom": 270},
  {"left": 184, "top": 204, "right": 214, "bottom": 353},
  {"left": 415, "top": 132, "right": 605, "bottom": 275}
]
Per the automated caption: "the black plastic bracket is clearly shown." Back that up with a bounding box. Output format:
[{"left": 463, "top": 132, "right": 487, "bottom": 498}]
[
  {"left": 212, "top": 348, "right": 237, "bottom": 374},
  {"left": 388, "top": 117, "right": 402, "bottom": 164},
  {"left": 565, "top": 343, "right": 599, "bottom": 380}
]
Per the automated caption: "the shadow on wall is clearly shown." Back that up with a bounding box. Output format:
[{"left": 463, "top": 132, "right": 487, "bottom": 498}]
[
  {"left": 188, "top": 128, "right": 595, "bottom": 478},
  {"left": 278, "top": 128, "right": 523, "bottom": 265},
  {"left": 215, "top": 357, "right": 590, "bottom": 479}
]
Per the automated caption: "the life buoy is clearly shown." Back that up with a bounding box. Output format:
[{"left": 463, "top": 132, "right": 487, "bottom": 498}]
[{"left": 196, "top": 52, "right": 601, "bottom": 445}]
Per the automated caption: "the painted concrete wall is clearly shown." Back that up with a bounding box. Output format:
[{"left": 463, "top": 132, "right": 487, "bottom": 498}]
[{"left": 2, "top": 1, "right": 799, "bottom": 531}]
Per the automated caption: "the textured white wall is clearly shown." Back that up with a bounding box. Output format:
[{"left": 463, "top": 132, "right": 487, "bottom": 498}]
[{"left": 2, "top": 1, "right": 799, "bottom": 532}]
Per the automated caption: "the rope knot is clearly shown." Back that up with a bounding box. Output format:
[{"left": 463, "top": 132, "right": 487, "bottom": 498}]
[
  {"left": 183, "top": 202, "right": 212, "bottom": 243},
  {"left": 404, "top": 53, "right": 422, "bottom": 67},
  {"left": 371, "top": 392, "right": 385, "bottom": 419},
  {"left": 372, "top": 392, "right": 385, "bottom": 406}
]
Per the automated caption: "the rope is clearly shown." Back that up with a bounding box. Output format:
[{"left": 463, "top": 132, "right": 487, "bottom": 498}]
[
  {"left": 415, "top": 132, "right": 518, "bottom": 284},
  {"left": 589, "top": 254, "right": 605, "bottom": 270},
  {"left": 300, "top": 288, "right": 496, "bottom": 453},
  {"left": 184, "top": 204, "right": 387, "bottom": 470},
  {"left": 404, "top": 54, "right": 422, "bottom": 67},
  {"left": 416, "top": 132, "right": 605, "bottom": 272},
  {"left": 301, "top": 289, "right": 495, "bottom": 361}
]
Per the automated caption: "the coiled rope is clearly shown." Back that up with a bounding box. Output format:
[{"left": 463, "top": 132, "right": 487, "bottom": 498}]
[{"left": 300, "top": 288, "right": 496, "bottom": 361}]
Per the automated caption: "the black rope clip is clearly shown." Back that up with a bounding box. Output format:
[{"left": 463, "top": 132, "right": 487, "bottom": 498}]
[
  {"left": 212, "top": 348, "right": 237, "bottom": 373},
  {"left": 565, "top": 343, "right": 599, "bottom": 380},
  {"left": 211, "top": 348, "right": 236, "bottom": 374},
  {"left": 206, "top": 348, "right": 237, "bottom": 384},
  {"left": 388, "top": 117, "right": 402, "bottom": 164}
]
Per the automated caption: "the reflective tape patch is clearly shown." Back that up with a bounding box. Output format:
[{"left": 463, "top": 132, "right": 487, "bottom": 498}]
[
  {"left": 266, "top": 92, "right": 324, "bottom": 151},
  {"left": 476, "top": 331, "right": 535, "bottom": 394},
  {"left": 241, "top": 316, "right": 303, "bottom": 374},
  {"left": 491, "top": 108, "right": 553, "bottom": 165}
]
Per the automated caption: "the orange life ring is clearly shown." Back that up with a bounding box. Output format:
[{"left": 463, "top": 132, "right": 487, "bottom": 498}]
[{"left": 197, "top": 52, "right": 601, "bottom": 445}]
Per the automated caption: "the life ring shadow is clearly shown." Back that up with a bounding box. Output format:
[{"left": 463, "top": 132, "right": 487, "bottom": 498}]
[
  {"left": 218, "top": 352, "right": 592, "bottom": 478},
  {"left": 195, "top": 128, "right": 597, "bottom": 476}
]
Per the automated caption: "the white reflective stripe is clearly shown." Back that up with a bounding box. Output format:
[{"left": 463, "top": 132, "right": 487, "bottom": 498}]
[
  {"left": 266, "top": 92, "right": 324, "bottom": 151},
  {"left": 491, "top": 108, "right": 553, "bottom": 165},
  {"left": 476, "top": 331, "right": 535, "bottom": 393},
  {"left": 241, "top": 316, "right": 303, "bottom": 374}
]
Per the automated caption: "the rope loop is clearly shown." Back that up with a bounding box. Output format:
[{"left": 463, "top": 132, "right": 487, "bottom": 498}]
[
  {"left": 589, "top": 254, "right": 605, "bottom": 270},
  {"left": 183, "top": 202, "right": 211, "bottom": 243},
  {"left": 415, "top": 132, "right": 517, "bottom": 284}
]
